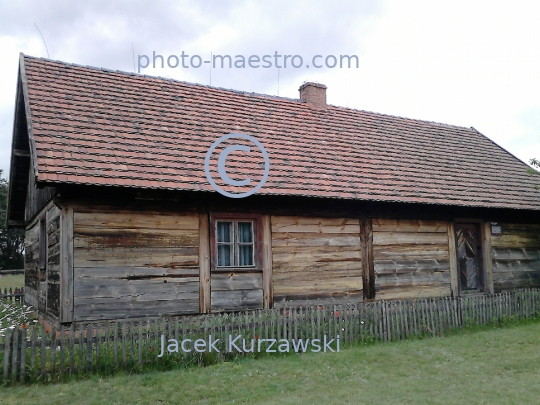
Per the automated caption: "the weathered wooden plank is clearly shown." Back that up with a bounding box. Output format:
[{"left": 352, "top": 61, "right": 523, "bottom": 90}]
[
  {"left": 74, "top": 228, "right": 198, "bottom": 249},
  {"left": 374, "top": 259, "right": 450, "bottom": 274},
  {"left": 447, "top": 222, "right": 459, "bottom": 297},
  {"left": 273, "top": 259, "right": 363, "bottom": 273},
  {"left": 483, "top": 221, "right": 494, "bottom": 294},
  {"left": 211, "top": 289, "right": 263, "bottom": 311},
  {"left": 491, "top": 248, "right": 540, "bottom": 261},
  {"left": 74, "top": 277, "right": 200, "bottom": 300},
  {"left": 74, "top": 211, "right": 199, "bottom": 230},
  {"left": 376, "top": 284, "right": 451, "bottom": 300},
  {"left": 60, "top": 206, "right": 74, "bottom": 323},
  {"left": 491, "top": 238, "right": 540, "bottom": 249},
  {"left": 271, "top": 233, "right": 362, "bottom": 247},
  {"left": 492, "top": 263, "right": 540, "bottom": 274},
  {"left": 373, "top": 232, "right": 449, "bottom": 246},
  {"left": 373, "top": 244, "right": 450, "bottom": 259},
  {"left": 74, "top": 266, "right": 199, "bottom": 279},
  {"left": 74, "top": 299, "right": 200, "bottom": 321},
  {"left": 198, "top": 213, "right": 210, "bottom": 313},
  {"left": 74, "top": 247, "right": 199, "bottom": 268},
  {"left": 375, "top": 272, "right": 450, "bottom": 287},
  {"left": 271, "top": 216, "right": 360, "bottom": 234},
  {"left": 273, "top": 293, "right": 363, "bottom": 308},
  {"left": 273, "top": 277, "right": 363, "bottom": 295},
  {"left": 211, "top": 273, "right": 263, "bottom": 291},
  {"left": 372, "top": 219, "right": 448, "bottom": 233},
  {"left": 262, "top": 215, "right": 273, "bottom": 309},
  {"left": 273, "top": 245, "right": 361, "bottom": 257},
  {"left": 273, "top": 269, "right": 364, "bottom": 282}
]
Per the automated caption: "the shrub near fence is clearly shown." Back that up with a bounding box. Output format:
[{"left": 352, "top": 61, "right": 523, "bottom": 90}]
[{"left": 1, "top": 288, "right": 540, "bottom": 386}]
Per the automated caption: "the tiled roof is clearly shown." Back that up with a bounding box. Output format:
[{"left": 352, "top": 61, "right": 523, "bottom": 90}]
[{"left": 19, "top": 54, "right": 540, "bottom": 210}]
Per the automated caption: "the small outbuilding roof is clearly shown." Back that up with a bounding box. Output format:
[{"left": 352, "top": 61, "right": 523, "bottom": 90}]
[{"left": 8, "top": 54, "right": 540, "bottom": 213}]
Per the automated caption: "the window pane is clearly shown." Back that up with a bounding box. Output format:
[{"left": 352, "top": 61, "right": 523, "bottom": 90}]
[
  {"left": 238, "top": 222, "right": 253, "bottom": 243},
  {"left": 217, "top": 245, "right": 232, "bottom": 266},
  {"left": 238, "top": 244, "right": 254, "bottom": 266},
  {"left": 217, "top": 221, "right": 232, "bottom": 243}
]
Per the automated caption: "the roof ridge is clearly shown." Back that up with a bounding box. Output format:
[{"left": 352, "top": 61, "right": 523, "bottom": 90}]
[{"left": 21, "top": 53, "right": 303, "bottom": 104}]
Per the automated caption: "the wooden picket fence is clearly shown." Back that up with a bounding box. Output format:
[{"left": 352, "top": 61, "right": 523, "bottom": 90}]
[
  {"left": 1, "top": 288, "right": 540, "bottom": 385},
  {"left": 0, "top": 287, "right": 24, "bottom": 303}
]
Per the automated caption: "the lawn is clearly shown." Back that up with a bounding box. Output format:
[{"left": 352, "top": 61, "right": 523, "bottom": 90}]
[
  {"left": 0, "top": 274, "right": 24, "bottom": 291},
  {"left": 1, "top": 319, "right": 539, "bottom": 405}
]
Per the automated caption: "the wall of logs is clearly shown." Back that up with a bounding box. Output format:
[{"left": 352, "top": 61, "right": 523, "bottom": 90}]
[{"left": 491, "top": 223, "right": 540, "bottom": 291}]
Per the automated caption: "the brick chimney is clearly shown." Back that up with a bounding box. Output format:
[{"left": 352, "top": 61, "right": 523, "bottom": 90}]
[{"left": 299, "top": 82, "right": 327, "bottom": 109}]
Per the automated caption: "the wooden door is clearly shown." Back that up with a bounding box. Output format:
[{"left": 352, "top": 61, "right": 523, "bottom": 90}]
[{"left": 455, "top": 223, "right": 484, "bottom": 292}]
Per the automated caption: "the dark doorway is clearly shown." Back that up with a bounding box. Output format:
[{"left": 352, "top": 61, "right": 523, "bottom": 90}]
[{"left": 455, "top": 223, "right": 484, "bottom": 292}]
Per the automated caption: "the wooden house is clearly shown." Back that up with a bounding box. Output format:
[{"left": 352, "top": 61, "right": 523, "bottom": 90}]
[{"left": 6, "top": 54, "right": 540, "bottom": 327}]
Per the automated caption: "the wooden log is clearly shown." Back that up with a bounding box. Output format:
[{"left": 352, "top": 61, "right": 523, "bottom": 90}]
[
  {"left": 372, "top": 219, "right": 448, "bottom": 233},
  {"left": 271, "top": 216, "right": 361, "bottom": 234},
  {"left": 60, "top": 207, "right": 74, "bottom": 323},
  {"left": 74, "top": 211, "right": 199, "bottom": 231},
  {"left": 262, "top": 215, "right": 273, "bottom": 309},
  {"left": 199, "top": 213, "right": 210, "bottom": 313}
]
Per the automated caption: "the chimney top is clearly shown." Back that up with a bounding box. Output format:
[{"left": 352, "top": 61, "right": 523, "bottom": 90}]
[{"left": 299, "top": 82, "right": 327, "bottom": 109}]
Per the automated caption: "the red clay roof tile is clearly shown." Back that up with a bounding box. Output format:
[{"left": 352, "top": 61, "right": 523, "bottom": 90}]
[{"left": 19, "top": 55, "right": 540, "bottom": 210}]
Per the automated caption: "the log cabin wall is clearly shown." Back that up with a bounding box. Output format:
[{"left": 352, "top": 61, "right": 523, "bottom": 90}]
[
  {"left": 24, "top": 220, "right": 39, "bottom": 310},
  {"left": 271, "top": 216, "right": 363, "bottom": 307},
  {"left": 372, "top": 219, "right": 452, "bottom": 300},
  {"left": 23, "top": 204, "right": 61, "bottom": 322},
  {"left": 45, "top": 205, "right": 61, "bottom": 318},
  {"left": 72, "top": 210, "right": 200, "bottom": 321},
  {"left": 491, "top": 223, "right": 540, "bottom": 291}
]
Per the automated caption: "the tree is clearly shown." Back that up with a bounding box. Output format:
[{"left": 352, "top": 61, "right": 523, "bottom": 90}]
[
  {"left": 529, "top": 158, "right": 540, "bottom": 190},
  {"left": 0, "top": 170, "right": 24, "bottom": 269}
]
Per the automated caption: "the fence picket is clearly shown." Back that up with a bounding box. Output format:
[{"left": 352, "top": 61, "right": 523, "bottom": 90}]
[
  {"left": 69, "top": 324, "right": 74, "bottom": 376},
  {"left": 20, "top": 328, "right": 27, "bottom": 383},
  {"left": 11, "top": 328, "right": 18, "bottom": 382},
  {"left": 40, "top": 325, "right": 46, "bottom": 379},
  {"left": 86, "top": 324, "right": 92, "bottom": 373},
  {"left": 3, "top": 329, "right": 11, "bottom": 381}
]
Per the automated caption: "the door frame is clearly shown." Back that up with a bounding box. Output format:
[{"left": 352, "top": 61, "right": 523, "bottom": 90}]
[{"left": 450, "top": 218, "right": 494, "bottom": 296}]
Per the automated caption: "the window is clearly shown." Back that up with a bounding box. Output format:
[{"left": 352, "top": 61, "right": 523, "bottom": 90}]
[{"left": 210, "top": 214, "right": 262, "bottom": 270}]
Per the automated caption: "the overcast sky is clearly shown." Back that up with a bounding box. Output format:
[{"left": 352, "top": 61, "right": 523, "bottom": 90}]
[{"left": 0, "top": 0, "right": 539, "bottom": 178}]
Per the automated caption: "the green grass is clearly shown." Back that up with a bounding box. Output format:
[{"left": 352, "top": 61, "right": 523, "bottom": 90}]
[
  {"left": 0, "top": 274, "right": 24, "bottom": 291},
  {"left": 1, "top": 319, "right": 540, "bottom": 404}
]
